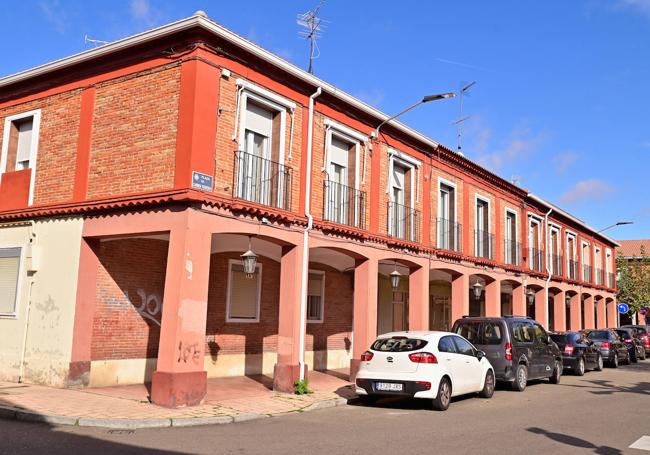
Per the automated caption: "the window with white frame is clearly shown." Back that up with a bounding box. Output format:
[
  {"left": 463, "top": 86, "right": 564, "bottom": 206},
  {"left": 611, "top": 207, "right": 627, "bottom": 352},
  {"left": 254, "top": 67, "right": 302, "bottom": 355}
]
[
  {"left": 566, "top": 232, "right": 577, "bottom": 279},
  {"left": 226, "top": 259, "right": 262, "bottom": 322},
  {"left": 1, "top": 110, "right": 41, "bottom": 205},
  {"left": 605, "top": 248, "right": 613, "bottom": 287},
  {"left": 581, "top": 241, "right": 591, "bottom": 282},
  {"left": 387, "top": 151, "right": 420, "bottom": 241},
  {"left": 437, "top": 179, "right": 457, "bottom": 250},
  {"left": 548, "top": 226, "right": 561, "bottom": 275},
  {"left": 323, "top": 120, "right": 366, "bottom": 227},
  {"left": 235, "top": 80, "right": 295, "bottom": 209},
  {"left": 528, "top": 216, "right": 542, "bottom": 271},
  {"left": 475, "top": 196, "right": 491, "bottom": 258},
  {"left": 504, "top": 209, "right": 518, "bottom": 264},
  {"left": 594, "top": 246, "right": 602, "bottom": 284},
  {"left": 306, "top": 270, "right": 325, "bottom": 323},
  {"left": 0, "top": 247, "right": 21, "bottom": 316}
]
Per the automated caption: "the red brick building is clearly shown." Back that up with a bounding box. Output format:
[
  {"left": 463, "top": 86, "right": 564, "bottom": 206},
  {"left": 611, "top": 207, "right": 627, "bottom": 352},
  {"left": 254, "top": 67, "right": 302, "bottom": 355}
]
[{"left": 0, "top": 13, "right": 619, "bottom": 407}]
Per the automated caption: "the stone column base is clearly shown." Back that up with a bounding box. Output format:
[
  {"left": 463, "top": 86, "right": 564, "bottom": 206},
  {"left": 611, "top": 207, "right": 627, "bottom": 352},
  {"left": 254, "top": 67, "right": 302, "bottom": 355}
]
[
  {"left": 273, "top": 363, "right": 308, "bottom": 393},
  {"left": 67, "top": 361, "right": 91, "bottom": 387},
  {"left": 151, "top": 371, "right": 207, "bottom": 408},
  {"left": 349, "top": 359, "right": 361, "bottom": 382}
]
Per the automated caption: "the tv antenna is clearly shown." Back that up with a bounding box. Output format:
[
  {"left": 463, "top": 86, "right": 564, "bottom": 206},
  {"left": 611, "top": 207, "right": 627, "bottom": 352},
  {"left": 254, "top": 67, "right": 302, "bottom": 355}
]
[
  {"left": 452, "top": 81, "right": 476, "bottom": 155},
  {"left": 297, "top": 1, "right": 327, "bottom": 74},
  {"left": 84, "top": 35, "right": 109, "bottom": 47}
]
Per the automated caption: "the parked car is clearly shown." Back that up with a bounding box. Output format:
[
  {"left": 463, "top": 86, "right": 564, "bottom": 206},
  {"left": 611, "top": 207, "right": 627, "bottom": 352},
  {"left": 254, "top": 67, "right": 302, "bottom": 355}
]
[
  {"left": 549, "top": 331, "right": 603, "bottom": 375},
  {"left": 586, "top": 329, "right": 630, "bottom": 367},
  {"left": 615, "top": 328, "right": 646, "bottom": 362},
  {"left": 451, "top": 316, "right": 562, "bottom": 392},
  {"left": 621, "top": 325, "right": 650, "bottom": 356},
  {"left": 355, "top": 331, "right": 495, "bottom": 411}
]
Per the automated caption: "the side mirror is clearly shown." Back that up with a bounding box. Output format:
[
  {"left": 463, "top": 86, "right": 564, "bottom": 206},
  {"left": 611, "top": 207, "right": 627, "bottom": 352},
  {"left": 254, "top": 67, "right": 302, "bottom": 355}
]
[{"left": 476, "top": 350, "right": 486, "bottom": 361}]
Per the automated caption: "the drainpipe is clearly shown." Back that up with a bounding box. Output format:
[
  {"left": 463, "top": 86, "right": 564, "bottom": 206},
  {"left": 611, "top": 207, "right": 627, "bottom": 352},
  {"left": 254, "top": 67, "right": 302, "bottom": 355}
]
[
  {"left": 544, "top": 207, "right": 553, "bottom": 329},
  {"left": 298, "top": 86, "right": 322, "bottom": 381},
  {"left": 18, "top": 221, "right": 37, "bottom": 383}
]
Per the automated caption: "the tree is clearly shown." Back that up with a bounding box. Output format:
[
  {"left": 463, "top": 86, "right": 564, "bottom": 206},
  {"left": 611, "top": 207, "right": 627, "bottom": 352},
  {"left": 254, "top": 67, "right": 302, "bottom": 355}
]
[{"left": 616, "top": 245, "right": 650, "bottom": 316}]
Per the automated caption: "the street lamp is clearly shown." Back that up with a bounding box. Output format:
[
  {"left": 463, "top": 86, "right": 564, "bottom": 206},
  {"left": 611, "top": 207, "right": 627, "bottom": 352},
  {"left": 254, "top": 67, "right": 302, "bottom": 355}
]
[
  {"left": 472, "top": 281, "right": 483, "bottom": 301},
  {"left": 240, "top": 236, "right": 258, "bottom": 279},
  {"left": 598, "top": 221, "right": 633, "bottom": 233},
  {"left": 390, "top": 262, "right": 401, "bottom": 290},
  {"left": 371, "top": 92, "right": 456, "bottom": 139},
  {"left": 526, "top": 288, "right": 535, "bottom": 306},
  {"left": 565, "top": 294, "right": 571, "bottom": 308}
]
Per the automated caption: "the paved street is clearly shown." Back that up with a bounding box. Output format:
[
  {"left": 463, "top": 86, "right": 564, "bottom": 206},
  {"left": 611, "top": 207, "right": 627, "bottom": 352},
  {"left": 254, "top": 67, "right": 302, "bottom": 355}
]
[{"left": 2, "top": 361, "right": 649, "bottom": 455}]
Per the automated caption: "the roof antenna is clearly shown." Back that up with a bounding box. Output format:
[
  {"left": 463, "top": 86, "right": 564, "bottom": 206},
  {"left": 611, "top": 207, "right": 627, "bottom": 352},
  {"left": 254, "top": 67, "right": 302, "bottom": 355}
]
[
  {"left": 84, "top": 35, "right": 109, "bottom": 47},
  {"left": 297, "top": 1, "right": 327, "bottom": 74},
  {"left": 452, "top": 81, "right": 476, "bottom": 156}
]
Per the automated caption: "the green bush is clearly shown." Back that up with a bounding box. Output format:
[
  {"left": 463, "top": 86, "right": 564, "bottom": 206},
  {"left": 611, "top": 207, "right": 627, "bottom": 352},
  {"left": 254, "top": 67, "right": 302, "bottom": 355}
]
[{"left": 294, "top": 379, "right": 312, "bottom": 395}]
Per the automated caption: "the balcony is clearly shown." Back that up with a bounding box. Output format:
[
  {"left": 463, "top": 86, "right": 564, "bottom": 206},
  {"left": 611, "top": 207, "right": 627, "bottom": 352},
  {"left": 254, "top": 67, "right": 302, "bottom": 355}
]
[
  {"left": 529, "top": 248, "right": 544, "bottom": 272},
  {"left": 387, "top": 201, "right": 420, "bottom": 243},
  {"left": 474, "top": 230, "right": 494, "bottom": 260},
  {"left": 607, "top": 272, "right": 615, "bottom": 288},
  {"left": 437, "top": 218, "right": 462, "bottom": 253},
  {"left": 595, "top": 268, "right": 604, "bottom": 286},
  {"left": 323, "top": 180, "right": 366, "bottom": 229},
  {"left": 583, "top": 264, "right": 592, "bottom": 283},
  {"left": 504, "top": 239, "right": 521, "bottom": 265},
  {"left": 550, "top": 254, "right": 563, "bottom": 276},
  {"left": 568, "top": 260, "right": 579, "bottom": 280},
  {"left": 233, "top": 150, "right": 292, "bottom": 211}
]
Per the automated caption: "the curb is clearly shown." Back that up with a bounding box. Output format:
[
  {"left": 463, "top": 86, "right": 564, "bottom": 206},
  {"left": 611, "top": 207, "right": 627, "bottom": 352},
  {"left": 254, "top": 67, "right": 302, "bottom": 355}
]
[{"left": 0, "top": 397, "right": 349, "bottom": 429}]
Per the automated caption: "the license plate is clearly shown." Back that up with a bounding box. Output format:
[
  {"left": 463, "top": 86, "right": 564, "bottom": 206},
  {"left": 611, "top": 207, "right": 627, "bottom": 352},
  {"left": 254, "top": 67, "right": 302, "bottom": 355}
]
[{"left": 375, "top": 382, "right": 403, "bottom": 392}]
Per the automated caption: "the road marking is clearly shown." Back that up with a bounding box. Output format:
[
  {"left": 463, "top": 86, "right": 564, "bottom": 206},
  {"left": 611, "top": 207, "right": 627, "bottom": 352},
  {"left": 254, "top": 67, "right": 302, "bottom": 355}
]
[{"left": 630, "top": 436, "right": 650, "bottom": 451}]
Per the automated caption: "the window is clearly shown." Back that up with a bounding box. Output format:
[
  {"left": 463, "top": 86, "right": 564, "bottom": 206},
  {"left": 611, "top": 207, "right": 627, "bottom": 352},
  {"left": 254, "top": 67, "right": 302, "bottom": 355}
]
[
  {"left": 371, "top": 337, "right": 428, "bottom": 352},
  {"left": 438, "top": 336, "right": 457, "bottom": 353},
  {"left": 528, "top": 216, "right": 542, "bottom": 271},
  {"left": 512, "top": 321, "right": 535, "bottom": 343},
  {"left": 452, "top": 336, "right": 475, "bottom": 356},
  {"left": 549, "top": 227, "right": 561, "bottom": 275},
  {"left": 438, "top": 179, "right": 457, "bottom": 250},
  {"left": 388, "top": 151, "right": 420, "bottom": 241},
  {"left": 567, "top": 233, "right": 577, "bottom": 279},
  {"left": 0, "top": 247, "right": 21, "bottom": 316},
  {"left": 1, "top": 110, "right": 41, "bottom": 205},
  {"left": 482, "top": 322, "right": 503, "bottom": 345},
  {"left": 306, "top": 271, "right": 325, "bottom": 323},
  {"left": 453, "top": 321, "right": 481, "bottom": 345},
  {"left": 226, "top": 260, "right": 262, "bottom": 322},
  {"left": 533, "top": 324, "right": 549, "bottom": 344},
  {"left": 505, "top": 210, "right": 517, "bottom": 264},
  {"left": 475, "top": 197, "right": 490, "bottom": 258}
]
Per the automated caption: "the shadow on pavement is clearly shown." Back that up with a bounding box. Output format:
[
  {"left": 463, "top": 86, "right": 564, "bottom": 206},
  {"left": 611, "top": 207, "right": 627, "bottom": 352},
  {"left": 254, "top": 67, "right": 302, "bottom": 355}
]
[{"left": 527, "top": 427, "right": 622, "bottom": 455}]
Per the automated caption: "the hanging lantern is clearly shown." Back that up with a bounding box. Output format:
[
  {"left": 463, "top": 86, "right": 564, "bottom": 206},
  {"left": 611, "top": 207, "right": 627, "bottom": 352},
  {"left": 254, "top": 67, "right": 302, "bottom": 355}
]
[
  {"left": 526, "top": 288, "right": 535, "bottom": 306},
  {"left": 565, "top": 294, "right": 572, "bottom": 308},
  {"left": 390, "top": 262, "right": 401, "bottom": 290},
  {"left": 472, "top": 281, "right": 483, "bottom": 300},
  {"left": 240, "top": 236, "right": 258, "bottom": 279}
]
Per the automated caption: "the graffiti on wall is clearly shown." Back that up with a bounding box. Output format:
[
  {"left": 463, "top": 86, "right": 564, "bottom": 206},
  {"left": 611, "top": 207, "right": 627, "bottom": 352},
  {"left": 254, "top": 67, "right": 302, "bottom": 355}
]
[
  {"left": 177, "top": 340, "right": 201, "bottom": 364},
  {"left": 108, "top": 289, "right": 163, "bottom": 326}
]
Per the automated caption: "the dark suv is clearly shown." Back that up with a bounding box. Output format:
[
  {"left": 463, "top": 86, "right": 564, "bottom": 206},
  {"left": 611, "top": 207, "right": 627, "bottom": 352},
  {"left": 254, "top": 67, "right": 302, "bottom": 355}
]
[{"left": 451, "top": 316, "right": 563, "bottom": 392}]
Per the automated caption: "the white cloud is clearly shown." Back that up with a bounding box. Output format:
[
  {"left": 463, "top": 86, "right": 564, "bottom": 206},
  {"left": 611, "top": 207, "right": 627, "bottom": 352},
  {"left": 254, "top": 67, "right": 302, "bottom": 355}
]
[
  {"left": 129, "top": 0, "right": 164, "bottom": 28},
  {"left": 475, "top": 126, "right": 545, "bottom": 171},
  {"left": 39, "top": 0, "right": 69, "bottom": 34},
  {"left": 552, "top": 151, "right": 580, "bottom": 175},
  {"left": 559, "top": 179, "right": 614, "bottom": 204},
  {"left": 618, "top": 0, "right": 650, "bottom": 17}
]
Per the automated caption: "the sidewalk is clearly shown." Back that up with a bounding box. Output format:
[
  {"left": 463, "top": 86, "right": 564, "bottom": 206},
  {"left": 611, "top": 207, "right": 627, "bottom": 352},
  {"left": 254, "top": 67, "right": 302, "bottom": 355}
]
[{"left": 0, "top": 369, "right": 354, "bottom": 429}]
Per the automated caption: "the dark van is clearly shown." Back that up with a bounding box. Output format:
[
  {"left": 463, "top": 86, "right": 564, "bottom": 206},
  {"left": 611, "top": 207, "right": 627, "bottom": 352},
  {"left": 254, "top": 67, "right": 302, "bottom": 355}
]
[{"left": 451, "top": 316, "right": 562, "bottom": 392}]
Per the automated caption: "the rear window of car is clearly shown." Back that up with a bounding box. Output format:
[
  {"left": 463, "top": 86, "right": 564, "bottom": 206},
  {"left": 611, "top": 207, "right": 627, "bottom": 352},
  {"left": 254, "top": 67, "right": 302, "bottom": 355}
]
[
  {"left": 631, "top": 327, "right": 648, "bottom": 336},
  {"left": 371, "top": 337, "right": 428, "bottom": 352},
  {"left": 550, "top": 334, "right": 568, "bottom": 344},
  {"left": 511, "top": 322, "right": 535, "bottom": 343},
  {"left": 453, "top": 321, "right": 503, "bottom": 345},
  {"left": 588, "top": 330, "right": 610, "bottom": 340}
]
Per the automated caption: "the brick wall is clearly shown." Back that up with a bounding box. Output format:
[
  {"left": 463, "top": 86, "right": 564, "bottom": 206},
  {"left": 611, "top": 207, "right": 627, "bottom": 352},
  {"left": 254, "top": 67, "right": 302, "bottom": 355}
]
[
  {"left": 87, "top": 65, "right": 181, "bottom": 198},
  {"left": 91, "top": 238, "right": 168, "bottom": 361},
  {"left": 0, "top": 90, "right": 82, "bottom": 204}
]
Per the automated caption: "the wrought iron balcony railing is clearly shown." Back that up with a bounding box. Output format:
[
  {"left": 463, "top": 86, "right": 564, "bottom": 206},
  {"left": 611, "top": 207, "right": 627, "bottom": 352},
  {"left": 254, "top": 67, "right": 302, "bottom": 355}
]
[
  {"left": 607, "top": 272, "right": 615, "bottom": 288},
  {"left": 474, "top": 229, "right": 494, "bottom": 260},
  {"left": 583, "top": 264, "right": 592, "bottom": 283},
  {"left": 595, "top": 268, "right": 604, "bottom": 286},
  {"left": 323, "top": 179, "right": 366, "bottom": 229},
  {"left": 568, "top": 260, "right": 579, "bottom": 280},
  {"left": 504, "top": 239, "right": 521, "bottom": 265},
  {"left": 437, "top": 218, "right": 462, "bottom": 253},
  {"left": 387, "top": 201, "right": 421, "bottom": 243},
  {"left": 550, "top": 254, "right": 563, "bottom": 276},
  {"left": 233, "top": 150, "right": 292, "bottom": 210},
  {"left": 529, "top": 248, "right": 544, "bottom": 272}
]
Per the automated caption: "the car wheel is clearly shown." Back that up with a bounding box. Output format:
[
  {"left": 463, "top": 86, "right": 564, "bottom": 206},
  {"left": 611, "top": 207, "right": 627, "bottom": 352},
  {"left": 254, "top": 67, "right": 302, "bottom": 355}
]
[
  {"left": 549, "top": 361, "right": 562, "bottom": 384},
  {"left": 575, "top": 357, "right": 585, "bottom": 376},
  {"left": 631, "top": 352, "right": 638, "bottom": 363},
  {"left": 359, "top": 395, "right": 377, "bottom": 406},
  {"left": 611, "top": 352, "right": 619, "bottom": 368},
  {"left": 622, "top": 351, "right": 631, "bottom": 365},
  {"left": 511, "top": 364, "right": 528, "bottom": 392},
  {"left": 432, "top": 377, "right": 451, "bottom": 411},
  {"left": 479, "top": 370, "right": 495, "bottom": 399},
  {"left": 595, "top": 354, "right": 603, "bottom": 371}
]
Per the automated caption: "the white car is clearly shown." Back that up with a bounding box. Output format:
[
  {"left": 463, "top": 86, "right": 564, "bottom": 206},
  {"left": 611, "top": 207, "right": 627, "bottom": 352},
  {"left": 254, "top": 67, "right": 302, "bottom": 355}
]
[{"left": 355, "top": 331, "right": 495, "bottom": 411}]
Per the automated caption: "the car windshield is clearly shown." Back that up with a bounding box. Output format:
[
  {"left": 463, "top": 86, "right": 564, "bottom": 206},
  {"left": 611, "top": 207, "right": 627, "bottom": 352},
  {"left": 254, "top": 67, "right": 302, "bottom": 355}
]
[
  {"left": 371, "top": 337, "right": 428, "bottom": 352},
  {"left": 588, "top": 330, "right": 610, "bottom": 340}
]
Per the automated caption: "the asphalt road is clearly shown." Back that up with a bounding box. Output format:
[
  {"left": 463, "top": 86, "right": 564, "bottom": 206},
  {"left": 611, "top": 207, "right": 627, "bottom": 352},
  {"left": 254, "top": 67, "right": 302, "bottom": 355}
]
[{"left": 2, "top": 361, "right": 649, "bottom": 455}]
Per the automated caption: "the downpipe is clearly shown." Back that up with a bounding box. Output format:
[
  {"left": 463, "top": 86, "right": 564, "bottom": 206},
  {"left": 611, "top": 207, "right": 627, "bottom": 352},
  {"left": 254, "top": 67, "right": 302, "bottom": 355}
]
[
  {"left": 544, "top": 207, "right": 553, "bottom": 329},
  {"left": 298, "top": 87, "right": 322, "bottom": 381}
]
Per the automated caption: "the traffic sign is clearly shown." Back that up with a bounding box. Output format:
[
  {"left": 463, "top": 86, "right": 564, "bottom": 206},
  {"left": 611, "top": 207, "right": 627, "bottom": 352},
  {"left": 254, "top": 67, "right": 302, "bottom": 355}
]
[{"left": 618, "top": 303, "right": 630, "bottom": 314}]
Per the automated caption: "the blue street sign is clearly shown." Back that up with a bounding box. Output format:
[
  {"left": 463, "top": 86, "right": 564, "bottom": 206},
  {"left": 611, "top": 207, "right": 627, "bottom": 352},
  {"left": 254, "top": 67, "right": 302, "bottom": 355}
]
[
  {"left": 618, "top": 303, "right": 630, "bottom": 314},
  {"left": 192, "top": 171, "right": 213, "bottom": 191}
]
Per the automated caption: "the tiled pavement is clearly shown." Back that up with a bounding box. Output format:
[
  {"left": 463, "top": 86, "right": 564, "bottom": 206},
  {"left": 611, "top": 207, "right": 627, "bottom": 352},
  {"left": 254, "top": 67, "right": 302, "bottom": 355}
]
[{"left": 0, "top": 370, "right": 354, "bottom": 427}]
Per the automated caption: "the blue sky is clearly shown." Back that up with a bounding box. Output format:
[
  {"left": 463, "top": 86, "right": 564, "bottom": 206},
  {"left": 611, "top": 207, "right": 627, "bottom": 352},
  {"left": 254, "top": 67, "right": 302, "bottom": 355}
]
[{"left": 2, "top": 0, "right": 649, "bottom": 240}]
